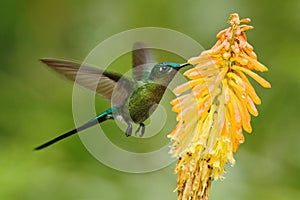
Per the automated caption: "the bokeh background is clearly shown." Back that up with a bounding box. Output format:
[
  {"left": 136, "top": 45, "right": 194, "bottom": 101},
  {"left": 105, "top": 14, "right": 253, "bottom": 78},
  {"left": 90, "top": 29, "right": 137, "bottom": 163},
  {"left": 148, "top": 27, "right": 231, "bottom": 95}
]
[{"left": 1, "top": 0, "right": 300, "bottom": 199}]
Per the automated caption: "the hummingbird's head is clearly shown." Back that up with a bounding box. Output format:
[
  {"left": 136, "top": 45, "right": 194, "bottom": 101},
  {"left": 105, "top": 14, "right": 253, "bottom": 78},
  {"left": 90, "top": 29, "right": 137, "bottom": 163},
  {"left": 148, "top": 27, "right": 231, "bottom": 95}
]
[{"left": 149, "top": 62, "right": 190, "bottom": 85}]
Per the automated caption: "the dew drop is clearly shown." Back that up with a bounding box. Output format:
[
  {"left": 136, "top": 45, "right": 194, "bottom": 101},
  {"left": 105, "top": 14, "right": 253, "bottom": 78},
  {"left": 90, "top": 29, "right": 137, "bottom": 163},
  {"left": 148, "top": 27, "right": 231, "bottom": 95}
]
[{"left": 241, "top": 93, "right": 246, "bottom": 99}]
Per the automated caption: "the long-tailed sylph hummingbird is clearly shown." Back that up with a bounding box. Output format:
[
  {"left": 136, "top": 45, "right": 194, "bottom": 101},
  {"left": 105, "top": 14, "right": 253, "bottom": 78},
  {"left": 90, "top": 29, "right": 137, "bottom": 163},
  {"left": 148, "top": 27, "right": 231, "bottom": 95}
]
[{"left": 34, "top": 42, "right": 189, "bottom": 150}]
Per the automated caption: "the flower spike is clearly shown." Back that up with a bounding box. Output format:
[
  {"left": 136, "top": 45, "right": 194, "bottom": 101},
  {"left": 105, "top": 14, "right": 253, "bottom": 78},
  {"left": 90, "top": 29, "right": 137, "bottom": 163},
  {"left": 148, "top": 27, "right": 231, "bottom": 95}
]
[{"left": 169, "top": 13, "right": 271, "bottom": 200}]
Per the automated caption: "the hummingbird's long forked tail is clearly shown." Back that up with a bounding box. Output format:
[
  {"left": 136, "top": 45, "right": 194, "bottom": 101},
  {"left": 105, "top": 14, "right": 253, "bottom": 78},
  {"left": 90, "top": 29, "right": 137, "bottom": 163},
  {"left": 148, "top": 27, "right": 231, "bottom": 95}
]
[{"left": 34, "top": 108, "right": 114, "bottom": 150}]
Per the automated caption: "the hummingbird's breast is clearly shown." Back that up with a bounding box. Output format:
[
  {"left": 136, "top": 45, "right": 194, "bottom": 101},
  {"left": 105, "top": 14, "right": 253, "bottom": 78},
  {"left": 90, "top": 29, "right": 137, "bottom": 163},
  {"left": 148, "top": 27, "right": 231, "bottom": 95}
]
[{"left": 128, "top": 83, "right": 167, "bottom": 123}]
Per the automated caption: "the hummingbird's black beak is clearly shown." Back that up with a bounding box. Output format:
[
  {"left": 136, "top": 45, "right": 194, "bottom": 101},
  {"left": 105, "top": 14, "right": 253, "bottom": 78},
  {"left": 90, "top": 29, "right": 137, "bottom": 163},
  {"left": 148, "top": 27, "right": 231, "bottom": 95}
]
[{"left": 176, "top": 63, "right": 190, "bottom": 71}]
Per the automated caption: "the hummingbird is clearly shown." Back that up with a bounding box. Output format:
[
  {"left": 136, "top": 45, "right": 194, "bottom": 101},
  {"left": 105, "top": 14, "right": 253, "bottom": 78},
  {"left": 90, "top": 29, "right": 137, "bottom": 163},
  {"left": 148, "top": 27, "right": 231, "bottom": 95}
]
[{"left": 34, "top": 42, "right": 189, "bottom": 150}]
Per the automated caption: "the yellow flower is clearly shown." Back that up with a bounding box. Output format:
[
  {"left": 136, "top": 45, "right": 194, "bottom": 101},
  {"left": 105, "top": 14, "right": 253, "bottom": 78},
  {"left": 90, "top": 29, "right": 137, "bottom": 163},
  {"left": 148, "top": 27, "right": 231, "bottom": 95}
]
[{"left": 169, "top": 13, "right": 271, "bottom": 200}]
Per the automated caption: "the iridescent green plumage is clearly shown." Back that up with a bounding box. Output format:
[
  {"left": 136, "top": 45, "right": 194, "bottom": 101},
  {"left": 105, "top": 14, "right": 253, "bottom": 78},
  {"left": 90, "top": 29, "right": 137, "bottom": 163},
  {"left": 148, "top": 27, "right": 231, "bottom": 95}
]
[{"left": 35, "top": 42, "right": 189, "bottom": 150}]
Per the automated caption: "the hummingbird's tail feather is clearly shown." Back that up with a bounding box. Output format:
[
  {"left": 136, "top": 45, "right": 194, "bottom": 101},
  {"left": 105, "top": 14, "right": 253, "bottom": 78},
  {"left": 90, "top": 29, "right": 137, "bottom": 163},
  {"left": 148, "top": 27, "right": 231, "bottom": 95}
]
[{"left": 34, "top": 108, "right": 114, "bottom": 150}]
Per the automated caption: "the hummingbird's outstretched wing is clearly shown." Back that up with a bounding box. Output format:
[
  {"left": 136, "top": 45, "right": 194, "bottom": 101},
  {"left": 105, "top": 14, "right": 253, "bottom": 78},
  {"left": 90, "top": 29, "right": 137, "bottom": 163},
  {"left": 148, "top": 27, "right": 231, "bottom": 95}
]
[
  {"left": 40, "top": 58, "right": 132, "bottom": 106},
  {"left": 132, "top": 42, "right": 154, "bottom": 81}
]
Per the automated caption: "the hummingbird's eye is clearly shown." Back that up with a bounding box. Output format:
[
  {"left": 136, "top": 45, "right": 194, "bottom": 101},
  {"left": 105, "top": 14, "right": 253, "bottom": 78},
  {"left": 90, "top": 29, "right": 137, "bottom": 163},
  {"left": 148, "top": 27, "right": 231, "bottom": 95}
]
[{"left": 159, "top": 65, "right": 170, "bottom": 72}]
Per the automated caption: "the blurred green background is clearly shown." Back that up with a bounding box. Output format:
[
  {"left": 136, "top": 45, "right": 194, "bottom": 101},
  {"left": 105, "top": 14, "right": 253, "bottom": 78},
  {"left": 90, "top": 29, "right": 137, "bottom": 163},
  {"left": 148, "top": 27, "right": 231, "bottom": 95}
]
[{"left": 1, "top": 0, "right": 300, "bottom": 199}]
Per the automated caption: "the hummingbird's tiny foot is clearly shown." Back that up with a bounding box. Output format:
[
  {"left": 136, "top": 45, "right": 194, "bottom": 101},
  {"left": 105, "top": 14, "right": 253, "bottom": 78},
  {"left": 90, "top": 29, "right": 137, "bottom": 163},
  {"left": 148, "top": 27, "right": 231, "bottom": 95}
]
[
  {"left": 134, "top": 125, "right": 141, "bottom": 136},
  {"left": 139, "top": 123, "right": 145, "bottom": 137},
  {"left": 134, "top": 123, "right": 145, "bottom": 137},
  {"left": 125, "top": 123, "right": 132, "bottom": 137}
]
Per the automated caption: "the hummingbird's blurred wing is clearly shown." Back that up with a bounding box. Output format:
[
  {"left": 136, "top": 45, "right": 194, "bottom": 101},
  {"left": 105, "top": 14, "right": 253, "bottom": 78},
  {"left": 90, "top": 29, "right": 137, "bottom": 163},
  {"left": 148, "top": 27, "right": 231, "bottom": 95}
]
[
  {"left": 40, "top": 58, "right": 132, "bottom": 106},
  {"left": 132, "top": 42, "right": 155, "bottom": 81}
]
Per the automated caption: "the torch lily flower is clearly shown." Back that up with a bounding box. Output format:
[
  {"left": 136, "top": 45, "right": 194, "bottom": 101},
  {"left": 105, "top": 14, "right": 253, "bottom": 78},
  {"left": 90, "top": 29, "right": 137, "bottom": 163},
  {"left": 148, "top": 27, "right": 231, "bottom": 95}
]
[{"left": 169, "top": 13, "right": 271, "bottom": 200}]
